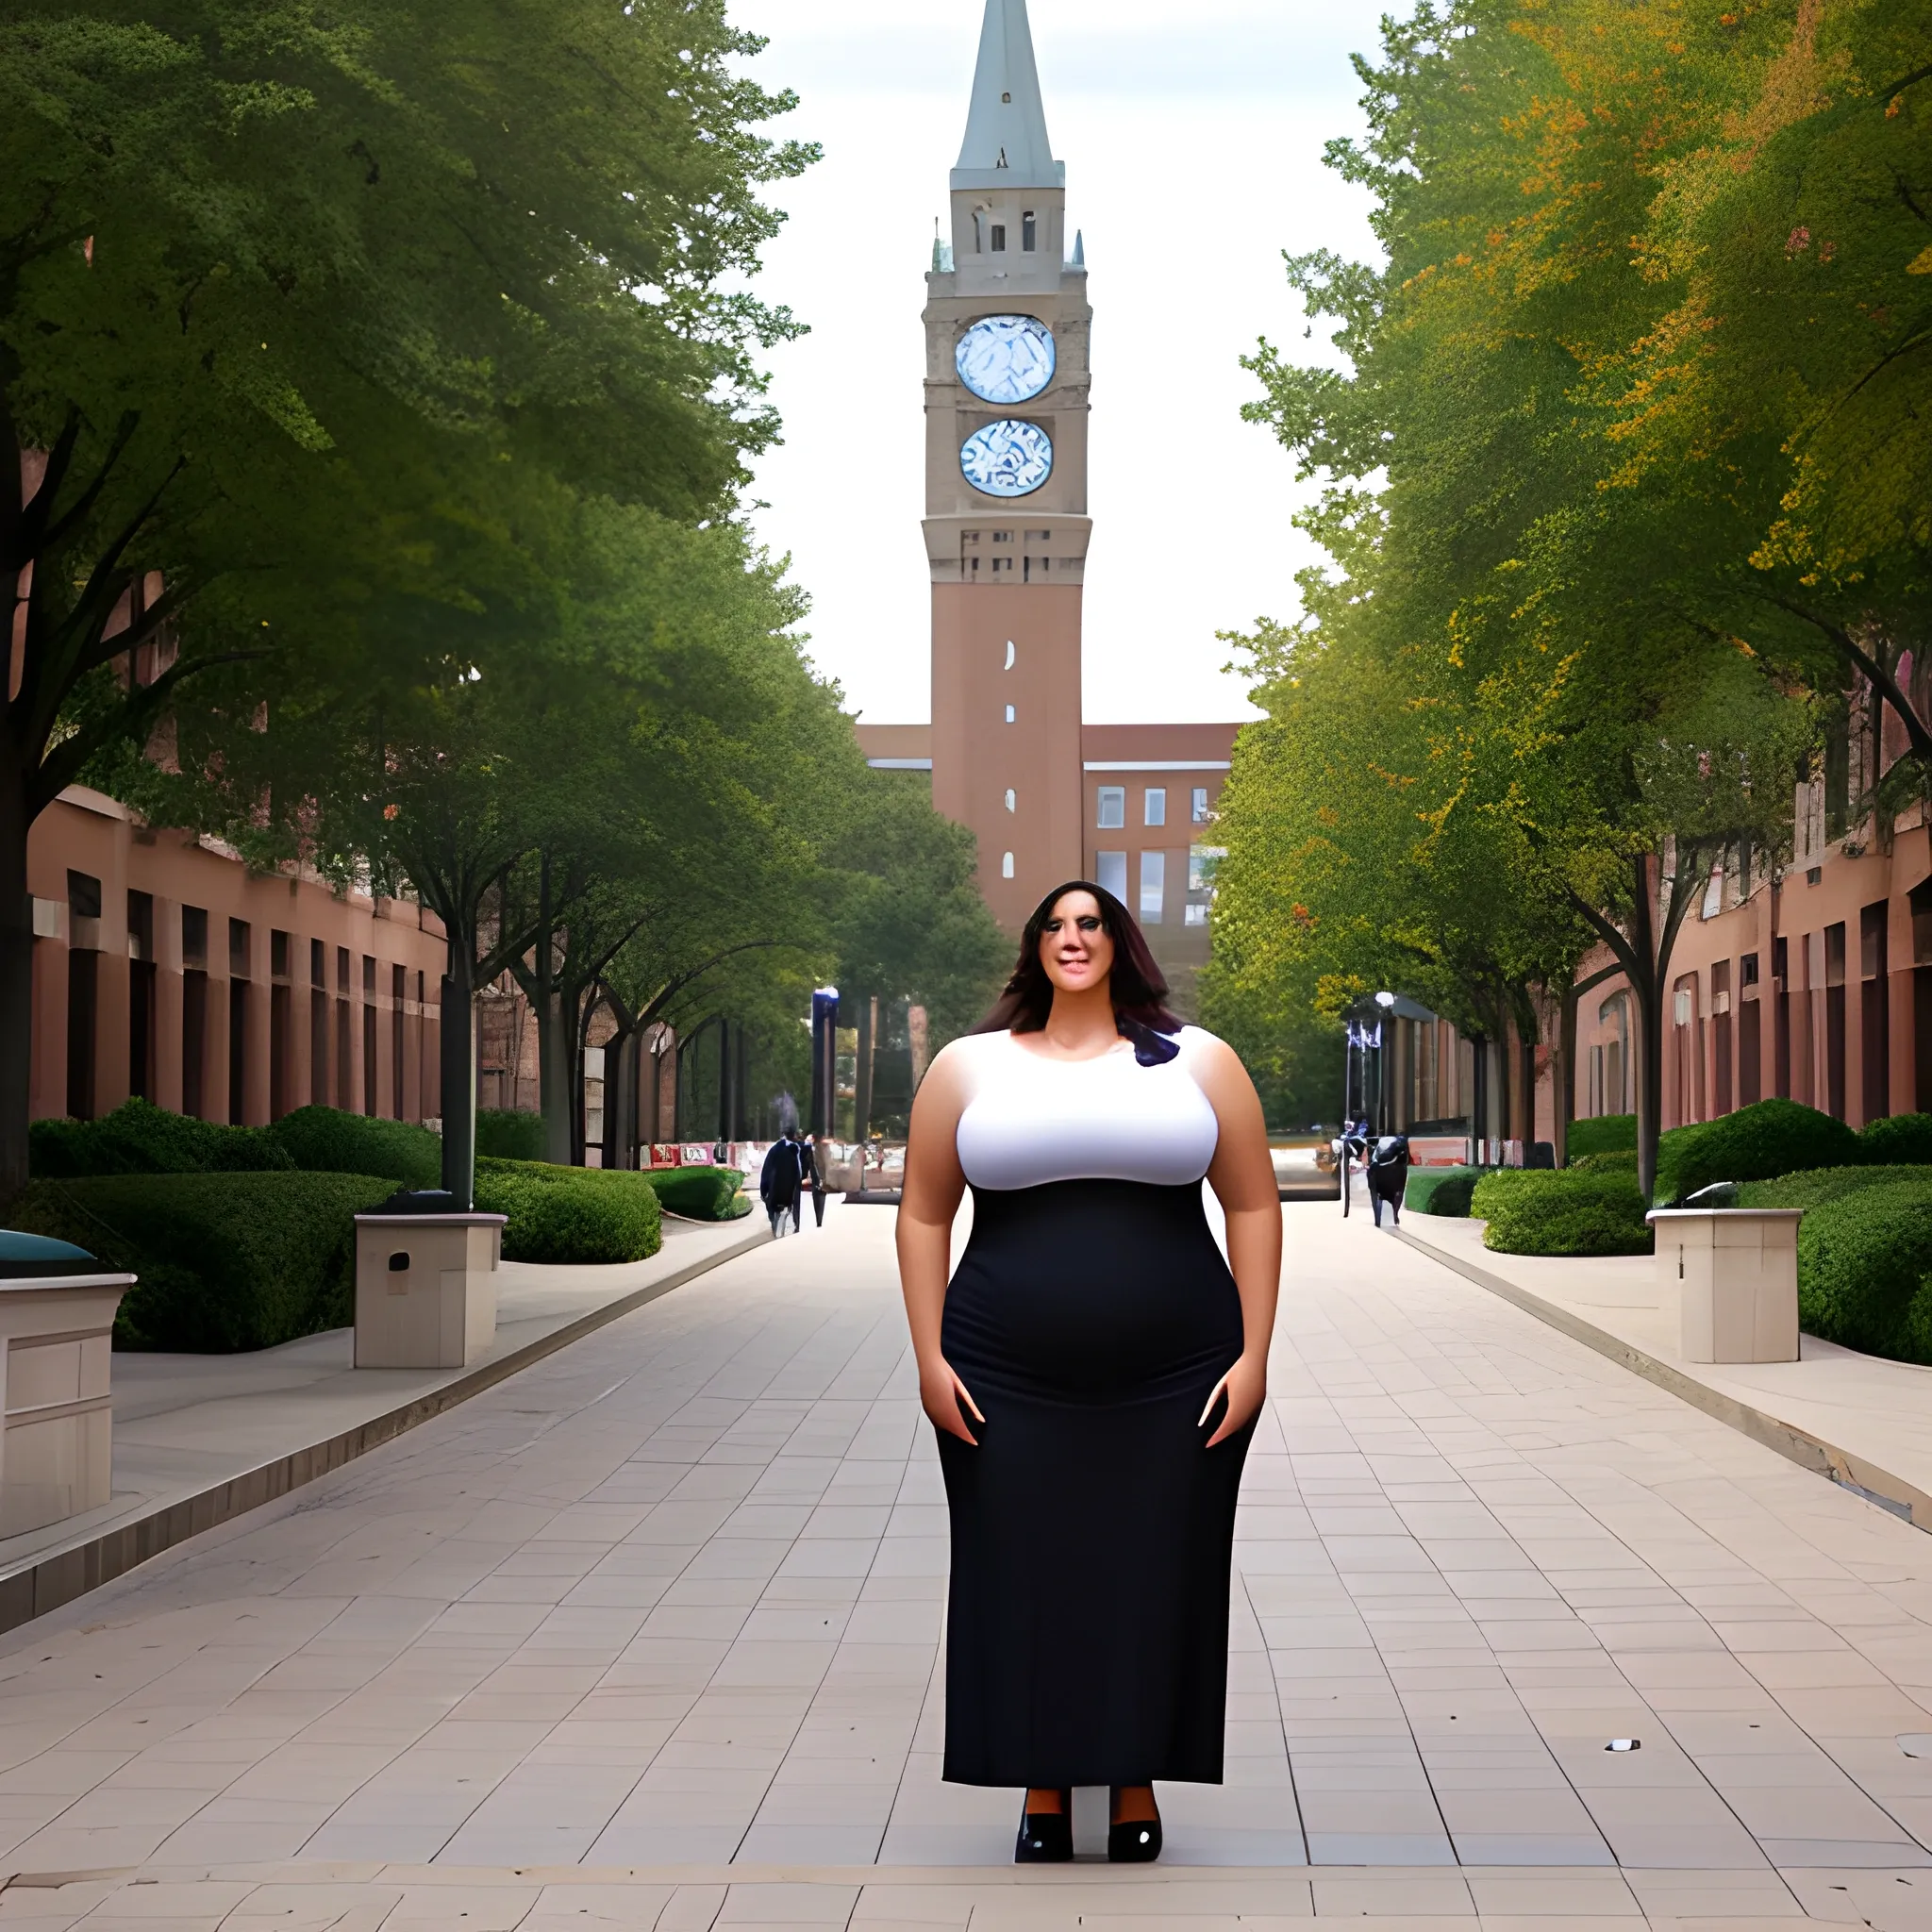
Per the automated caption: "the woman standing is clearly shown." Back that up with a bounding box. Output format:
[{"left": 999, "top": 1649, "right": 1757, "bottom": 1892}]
[{"left": 897, "top": 883, "right": 1281, "bottom": 1864}]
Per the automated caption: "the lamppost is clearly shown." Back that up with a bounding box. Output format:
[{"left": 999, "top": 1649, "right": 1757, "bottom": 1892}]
[{"left": 809, "top": 989, "right": 840, "bottom": 1141}]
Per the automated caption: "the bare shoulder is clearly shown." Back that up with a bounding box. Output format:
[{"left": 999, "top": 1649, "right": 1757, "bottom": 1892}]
[
  {"left": 914, "top": 1034, "right": 991, "bottom": 1111},
  {"left": 1179, "top": 1026, "right": 1248, "bottom": 1081}
]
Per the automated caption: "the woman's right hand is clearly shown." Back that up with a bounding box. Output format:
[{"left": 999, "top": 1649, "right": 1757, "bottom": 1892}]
[{"left": 920, "top": 1356, "right": 985, "bottom": 1445}]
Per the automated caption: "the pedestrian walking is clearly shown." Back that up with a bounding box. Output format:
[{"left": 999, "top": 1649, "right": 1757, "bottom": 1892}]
[
  {"left": 896, "top": 880, "right": 1280, "bottom": 1866},
  {"left": 759, "top": 1135, "right": 804, "bottom": 1238},
  {"left": 803, "top": 1134, "right": 828, "bottom": 1227},
  {"left": 1366, "top": 1132, "right": 1411, "bottom": 1227}
]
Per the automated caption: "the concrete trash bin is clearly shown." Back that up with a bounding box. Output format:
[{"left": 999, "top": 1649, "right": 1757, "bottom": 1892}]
[
  {"left": 0, "top": 1231, "right": 135, "bottom": 1538},
  {"left": 1647, "top": 1208, "right": 1803, "bottom": 1365},
  {"left": 354, "top": 1214, "right": 508, "bottom": 1371}
]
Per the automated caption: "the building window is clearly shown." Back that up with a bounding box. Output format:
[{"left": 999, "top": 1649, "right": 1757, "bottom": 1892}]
[
  {"left": 181, "top": 906, "right": 208, "bottom": 970},
  {"left": 1192, "top": 787, "right": 1210, "bottom": 823},
  {"left": 1186, "top": 904, "right": 1209, "bottom": 927},
  {"left": 1023, "top": 211, "right": 1037, "bottom": 252},
  {"left": 1141, "top": 852, "right": 1166, "bottom": 924},
  {"left": 1144, "top": 788, "right": 1167, "bottom": 827},
  {"left": 1097, "top": 786, "right": 1125, "bottom": 829},
  {"left": 991, "top": 223, "right": 1007, "bottom": 252},
  {"left": 1005, "top": 789, "right": 1016, "bottom": 812},
  {"left": 1190, "top": 845, "right": 1226, "bottom": 892},
  {"left": 1002, "top": 851, "right": 1015, "bottom": 880},
  {"left": 1005, "top": 704, "right": 1016, "bottom": 724},
  {"left": 974, "top": 211, "right": 985, "bottom": 253},
  {"left": 1741, "top": 952, "right": 1760, "bottom": 986},
  {"left": 1097, "top": 851, "right": 1127, "bottom": 901}
]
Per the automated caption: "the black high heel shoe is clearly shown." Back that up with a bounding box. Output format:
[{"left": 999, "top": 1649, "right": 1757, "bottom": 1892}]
[
  {"left": 1015, "top": 1790, "right": 1073, "bottom": 1863},
  {"left": 1108, "top": 1788, "right": 1162, "bottom": 1863}
]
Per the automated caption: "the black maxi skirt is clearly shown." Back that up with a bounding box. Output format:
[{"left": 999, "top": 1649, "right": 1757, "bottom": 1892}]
[{"left": 937, "top": 1177, "right": 1255, "bottom": 1789}]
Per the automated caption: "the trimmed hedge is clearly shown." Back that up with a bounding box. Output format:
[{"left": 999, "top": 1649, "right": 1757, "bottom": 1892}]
[
  {"left": 1732, "top": 1164, "right": 1932, "bottom": 1362},
  {"left": 1471, "top": 1168, "right": 1653, "bottom": 1257},
  {"left": 29, "top": 1097, "right": 294, "bottom": 1179},
  {"left": 1569, "top": 1148, "right": 1640, "bottom": 1175},
  {"left": 1653, "top": 1098, "right": 1858, "bottom": 1206},
  {"left": 1738, "top": 1164, "right": 1928, "bottom": 1213},
  {"left": 475, "top": 1158, "right": 664, "bottom": 1265},
  {"left": 1404, "top": 1166, "right": 1481, "bottom": 1217},
  {"left": 1568, "top": 1114, "right": 1637, "bottom": 1162},
  {"left": 646, "top": 1165, "right": 753, "bottom": 1221},
  {"left": 1857, "top": 1113, "right": 1932, "bottom": 1168},
  {"left": 264, "top": 1107, "right": 441, "bottom": 1190},
  {"left": 477, "top": 1108, "right": 546, "bottom": 1161},
  {"left": 8, "top": 1171, "right": 396, "bottom": 1352}
]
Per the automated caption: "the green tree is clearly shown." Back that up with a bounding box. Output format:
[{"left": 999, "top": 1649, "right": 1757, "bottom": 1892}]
[
  {"left": 3, "top": 0, "right": 810, "bottom": 1192},
  {"left": 1225, "top": 0, "right": 1825, "bottom": 1192}
]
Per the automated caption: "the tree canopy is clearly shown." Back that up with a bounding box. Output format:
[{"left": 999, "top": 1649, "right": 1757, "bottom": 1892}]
[{"left": 1214, "top": 0, "right": 1926, "bottom": 1188}]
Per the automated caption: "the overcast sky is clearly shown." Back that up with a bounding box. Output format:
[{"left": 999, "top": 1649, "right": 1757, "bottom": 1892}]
[{"left": 728, "top": 0, "right": 1394, "bottom": 724}]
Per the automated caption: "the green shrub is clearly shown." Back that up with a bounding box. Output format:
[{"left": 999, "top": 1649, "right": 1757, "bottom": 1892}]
[
  {"left": 8, "top": 1171, "right": 396, "bottom": 1351},
  {"left": 1405, "top": 1167, "right": 1481, "bottom": 1217},
  {"left": 1857, "top": 1113, "right": 1932, "bottom": 1168},
  {"left": 644, "top": 1165, "right": 752, "bottom": 1221},
  {"left": 475, "top": 1158, "right": 663, "bottom": 1264},
  {"left": 28, "top": 1097, "right": 293, "bottom": 1180},
  {"left": 264, "top": 1107, "right": 441, "bottom": 1189},
  {"left": 1653, "top": 1098, "right": 1858, "bottom": 1206},
  {"left": 477, "top": 1108, "right": 547, "bottom": 1161},
  {"left": 1777, "top": 1176, "right": 1932, "bottom": 1362},
  {"left": 1471, "top": 1168, "right": 1653, "bottom": 1257},
  {"left": 1569, "top": 1147, "right": 1640, "bottom": 1175},
  {"left": 1567, "top": 1114, "right": 1637, "bottom": 1161},
  {"left": 1739, "top": 1165, "right": 1929, "bottom": 1212}
]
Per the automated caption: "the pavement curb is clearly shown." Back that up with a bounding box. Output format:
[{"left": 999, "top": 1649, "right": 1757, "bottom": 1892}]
[
  {"left": 1389, "top": 1224, "right": 1932, "bottom": 1533},
  {"left": 0, "top": 1223, "right": 773, "bottom": 1639}
]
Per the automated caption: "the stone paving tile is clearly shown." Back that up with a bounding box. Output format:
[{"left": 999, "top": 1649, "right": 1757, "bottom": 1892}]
[{"left": 7, "top": 1206, "right": 1932, "bottom": 1921}]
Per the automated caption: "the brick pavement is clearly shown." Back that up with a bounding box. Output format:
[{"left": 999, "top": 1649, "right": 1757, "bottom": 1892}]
[{"left": 6, "top": 1202, "right": 1932, "bottom": 1925}]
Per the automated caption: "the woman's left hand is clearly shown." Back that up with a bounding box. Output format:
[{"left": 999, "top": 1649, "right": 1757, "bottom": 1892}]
[{"left": 1199, "top": 1352, "right": 1268, "bottom": 1448}]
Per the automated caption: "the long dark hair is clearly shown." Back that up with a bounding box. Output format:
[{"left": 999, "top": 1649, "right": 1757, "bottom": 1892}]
[{"left": 974, "top": 880, "right": 1183, "bottom": 1059}]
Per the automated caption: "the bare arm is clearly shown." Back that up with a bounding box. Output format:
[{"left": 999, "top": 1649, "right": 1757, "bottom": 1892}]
[
  {"left": 1194, "top": 1037, "right": 1282, "bottom": 1447},
  {"left": 896, "top": 1043, "right": 984, "bottom": 1444}
]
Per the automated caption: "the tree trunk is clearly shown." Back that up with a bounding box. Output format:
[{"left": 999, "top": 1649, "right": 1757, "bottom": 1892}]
[
  {"left": 441, "top": 939, "right": 478, "bottom": 1208},
  {"left": 605, "top": 1024, "right": 637, "bottom": 1171},
  {"left": 854, "top": 995, "right": 876, "bottom": 1147},
  {"left": 0, "top": 767, "right": 35, "bottom": 1204},
  {"left": 1557, "top": 983, "right": 1578, "bottom": 1170},
  {"left": 1511, "top": 990, "right": 1540, "bottom": 1158},
  {"left": 1468, "top": 1034, "right": 1488, "bottom": 1164}
]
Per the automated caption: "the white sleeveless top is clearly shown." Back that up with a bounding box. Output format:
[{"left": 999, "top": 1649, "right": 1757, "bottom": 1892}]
[{"left": 953, "top": 1026, "right": 1223, "bottom": 1191}]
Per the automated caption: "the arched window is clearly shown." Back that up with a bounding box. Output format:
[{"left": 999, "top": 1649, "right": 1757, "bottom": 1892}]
[
  {"left": 1023, "top": 211, "right": 1038, "bottom": 252},
  {"left": 1002, "top": 852, "right": 1016, "bottom": 880}
]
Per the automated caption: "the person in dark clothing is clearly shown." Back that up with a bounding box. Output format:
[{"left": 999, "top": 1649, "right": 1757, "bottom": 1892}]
[
  {"left": 803, "top": 1135, "right": 827, "bottom": 1227},
  {"left": 760, "top": 1137, "right": 804, "bottom": 1237},
  {"left": 1366, "top": 1133, "right": 1411, "bottom": 1227}
]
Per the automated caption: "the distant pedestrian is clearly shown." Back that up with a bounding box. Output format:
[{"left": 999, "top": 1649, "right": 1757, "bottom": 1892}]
[
  {"left": 760, "top": 1136, "right": 804, "bottom": 1238},
  {"left": 1367, "top": 1133, "right": 1411, "bottom": 1228},
  {"left": 786, "top": 1129, "right": 810, "bottom": 1232},
  {"left": 803, "top": 1134, "right": 827, "bottom": 1227}
]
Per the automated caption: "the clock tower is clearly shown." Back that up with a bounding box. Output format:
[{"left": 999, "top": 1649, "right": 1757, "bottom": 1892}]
[{"left": 924, "top": 0, "right": 1091, "bottom": 929}]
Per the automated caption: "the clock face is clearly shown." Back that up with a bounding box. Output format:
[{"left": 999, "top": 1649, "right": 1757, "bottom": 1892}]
[
  {"left": 961, "top": 420, "right": 1054, "bottom": 498},
  {"left": 957, "top": 316, "right": 1056, "bottom": 405}
]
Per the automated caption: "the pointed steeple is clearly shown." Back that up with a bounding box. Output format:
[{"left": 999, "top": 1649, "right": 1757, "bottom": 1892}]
[{"left": 953, "top": 0, "right": 1063, "bottom": 192}]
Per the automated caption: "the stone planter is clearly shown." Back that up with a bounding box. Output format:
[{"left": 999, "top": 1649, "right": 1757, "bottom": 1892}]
[
  {"left": 0, "top": 1235, "right": 135, "bottom": 1538},
  {"left": 1647, "top": 1208, "right": 1804, "bottom": 1365},
  {"left": 354, "top": 1214, "right": 508, "bottom": 1371}
]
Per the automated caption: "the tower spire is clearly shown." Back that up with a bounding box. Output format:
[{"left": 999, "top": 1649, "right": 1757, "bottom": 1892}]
[{"left": 953, "top": 0, "right": 1063, "bottom": 191}]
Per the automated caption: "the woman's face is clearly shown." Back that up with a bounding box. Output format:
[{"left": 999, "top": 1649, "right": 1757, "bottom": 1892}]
[{"left": 1039, "top": 891, "right": 1115, "bottom": 997}]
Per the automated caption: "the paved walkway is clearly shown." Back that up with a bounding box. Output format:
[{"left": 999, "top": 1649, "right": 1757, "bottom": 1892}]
[{"left": 8, "top": 1203, "right": 1932, "bottom": 1925}]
